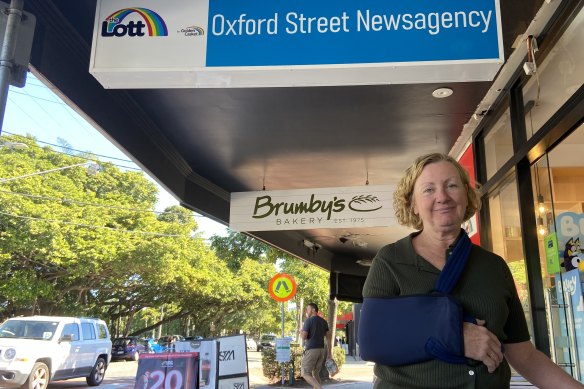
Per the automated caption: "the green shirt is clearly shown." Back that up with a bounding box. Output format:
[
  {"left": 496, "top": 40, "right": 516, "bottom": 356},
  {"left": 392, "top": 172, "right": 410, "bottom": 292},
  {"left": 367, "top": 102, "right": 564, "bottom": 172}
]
[{"left": 362, "top": 232, "right": 530, "bottom": 389}]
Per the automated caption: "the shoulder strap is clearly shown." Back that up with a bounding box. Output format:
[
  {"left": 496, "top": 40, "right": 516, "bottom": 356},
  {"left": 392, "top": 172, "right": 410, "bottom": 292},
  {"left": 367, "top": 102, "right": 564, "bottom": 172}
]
[{"left": 434, "top": 229, "right": 472, "bottom": 294}]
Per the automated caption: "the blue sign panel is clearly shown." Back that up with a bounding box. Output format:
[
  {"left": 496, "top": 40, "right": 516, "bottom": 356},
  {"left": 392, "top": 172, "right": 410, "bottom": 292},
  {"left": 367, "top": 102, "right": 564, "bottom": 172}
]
[{"left": 206, "top": 0, "right": 502, "bottom": 67}]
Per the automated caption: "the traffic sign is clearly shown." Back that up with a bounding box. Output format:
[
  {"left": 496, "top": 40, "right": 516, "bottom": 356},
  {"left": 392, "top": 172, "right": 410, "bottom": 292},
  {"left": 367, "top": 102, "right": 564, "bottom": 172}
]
[{"left": 268, "top": 273, "right": 297, "bottom": 302}]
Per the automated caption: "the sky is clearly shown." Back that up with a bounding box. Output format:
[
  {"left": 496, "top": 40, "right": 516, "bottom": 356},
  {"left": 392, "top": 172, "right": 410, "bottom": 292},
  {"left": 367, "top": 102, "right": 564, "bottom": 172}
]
[{"left": 2, "top": 71, "right": 228, "bottom": 240}]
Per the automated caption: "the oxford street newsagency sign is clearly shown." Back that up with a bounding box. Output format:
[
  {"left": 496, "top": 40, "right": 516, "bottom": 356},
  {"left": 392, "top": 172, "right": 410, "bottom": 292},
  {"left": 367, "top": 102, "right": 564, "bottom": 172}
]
[
  {"left": 89, "top": 0, "right": 503, "bottom": 88},
  {"left": 229, "top": 185, "right": 394, "bottom": 232}
]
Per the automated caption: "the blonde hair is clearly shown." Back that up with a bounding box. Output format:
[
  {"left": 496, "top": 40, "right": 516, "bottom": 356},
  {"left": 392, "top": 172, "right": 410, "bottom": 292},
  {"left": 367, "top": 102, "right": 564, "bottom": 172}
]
[{"left": 393, "top": 153, "right": 481, "bottom": 230}]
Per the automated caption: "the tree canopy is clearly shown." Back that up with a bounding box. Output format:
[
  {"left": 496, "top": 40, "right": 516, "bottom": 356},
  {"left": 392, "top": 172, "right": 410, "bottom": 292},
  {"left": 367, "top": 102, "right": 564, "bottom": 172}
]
[{"left": 0, "top": 135, "right": 351, "bottom": 338}]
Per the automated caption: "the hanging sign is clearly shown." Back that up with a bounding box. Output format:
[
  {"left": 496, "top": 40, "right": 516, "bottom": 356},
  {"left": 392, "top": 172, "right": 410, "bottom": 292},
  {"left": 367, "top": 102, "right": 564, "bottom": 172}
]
[
  {"left": 230, "top": 185, "right": 394, "bottom": 231},
  {"left": 90, "top": 0, "right": 503, "bottom": 88},
  {"left": 269, "top": 273, "right": 297, "bottom": 302}
]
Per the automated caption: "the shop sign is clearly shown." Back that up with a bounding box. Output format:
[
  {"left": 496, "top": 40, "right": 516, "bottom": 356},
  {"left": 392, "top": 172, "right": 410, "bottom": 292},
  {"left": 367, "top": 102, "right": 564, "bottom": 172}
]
[
  {"left": 230, "top": 185, "right": 394, "bottom": 231},
  {"left": 90, "top": 0, "right": 503, "bottom": 88}
]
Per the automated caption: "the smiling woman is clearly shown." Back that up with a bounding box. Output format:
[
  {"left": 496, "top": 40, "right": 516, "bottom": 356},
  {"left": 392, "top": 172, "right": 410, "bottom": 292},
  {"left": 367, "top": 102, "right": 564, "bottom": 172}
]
[{"left": 362, "top": 153, "right": 584, "bottom": 389}]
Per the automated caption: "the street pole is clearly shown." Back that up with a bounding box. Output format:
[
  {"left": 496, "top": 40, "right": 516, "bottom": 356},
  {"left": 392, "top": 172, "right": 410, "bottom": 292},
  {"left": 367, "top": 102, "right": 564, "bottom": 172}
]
[
  {"left": 281, "top": 301, "right": 285, "bottom": 385},
  {"left": 0, "top": 0, "right": 24, "bottom": 134}
]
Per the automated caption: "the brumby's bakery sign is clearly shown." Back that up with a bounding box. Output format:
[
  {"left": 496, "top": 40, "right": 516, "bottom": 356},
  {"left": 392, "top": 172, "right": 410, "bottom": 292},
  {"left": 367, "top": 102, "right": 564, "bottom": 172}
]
[{"left": 229, "top": 185, "right": 394, "bottom": 231}]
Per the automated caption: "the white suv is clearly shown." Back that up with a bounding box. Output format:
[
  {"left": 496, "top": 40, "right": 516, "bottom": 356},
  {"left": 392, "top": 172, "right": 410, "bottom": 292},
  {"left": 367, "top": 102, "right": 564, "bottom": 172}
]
[{"left": 0, "top": 316, "right": 112, "bottom": 389}]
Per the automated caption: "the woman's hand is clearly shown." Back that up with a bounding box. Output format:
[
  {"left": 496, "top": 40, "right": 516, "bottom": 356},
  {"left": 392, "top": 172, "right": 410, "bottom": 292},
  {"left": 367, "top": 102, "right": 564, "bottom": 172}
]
[{"left": 463, "top": 319, "right": 504, "bottom": 373}]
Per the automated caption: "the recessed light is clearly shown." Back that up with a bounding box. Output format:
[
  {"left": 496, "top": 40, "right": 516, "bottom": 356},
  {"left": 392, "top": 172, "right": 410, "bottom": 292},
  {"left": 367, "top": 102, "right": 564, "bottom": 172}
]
[{"left": 432, "top": 87, "right": 453, "bottom": 98}]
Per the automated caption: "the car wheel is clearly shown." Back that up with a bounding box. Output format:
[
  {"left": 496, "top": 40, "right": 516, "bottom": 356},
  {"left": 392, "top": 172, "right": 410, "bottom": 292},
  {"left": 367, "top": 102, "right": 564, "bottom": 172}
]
[
  {"left": 23, "top": 362, "right": 49, "bottom": 389},
  {"left": 86, "top": 357, "right": 106, "bottom": 386},
  {"left": 131, "top": 351, "right": 140, "bottom": 361}
]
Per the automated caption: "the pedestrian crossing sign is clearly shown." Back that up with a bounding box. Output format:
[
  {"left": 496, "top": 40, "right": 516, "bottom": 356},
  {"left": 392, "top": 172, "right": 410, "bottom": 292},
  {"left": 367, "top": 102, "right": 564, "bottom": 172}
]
[{"left": 268, "top": 273, "right": 297, "bottom": 302}]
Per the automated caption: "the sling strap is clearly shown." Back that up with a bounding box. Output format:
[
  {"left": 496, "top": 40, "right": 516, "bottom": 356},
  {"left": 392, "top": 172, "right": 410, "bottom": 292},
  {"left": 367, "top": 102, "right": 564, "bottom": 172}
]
[
  {"left": 434, "top": 229, "right": 472, "bottom": 294},
  {"left": 427, "top": 229, "right": 474, "bottom": 364}
]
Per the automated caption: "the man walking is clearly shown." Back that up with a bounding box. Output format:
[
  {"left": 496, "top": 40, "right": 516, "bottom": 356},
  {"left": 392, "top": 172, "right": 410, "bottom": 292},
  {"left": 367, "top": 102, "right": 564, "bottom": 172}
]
[{"left": 300, "top": 303, "right": 332, "bottom": 389}]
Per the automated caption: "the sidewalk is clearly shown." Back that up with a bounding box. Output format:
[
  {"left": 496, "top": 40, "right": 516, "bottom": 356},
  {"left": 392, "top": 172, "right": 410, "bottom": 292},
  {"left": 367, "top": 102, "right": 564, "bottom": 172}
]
[
  {"left": 251, "top": 356, "right": 374, "bottom": 389},
  {"left": 251, "top": 356, "right": 537, "bottom": 389}
]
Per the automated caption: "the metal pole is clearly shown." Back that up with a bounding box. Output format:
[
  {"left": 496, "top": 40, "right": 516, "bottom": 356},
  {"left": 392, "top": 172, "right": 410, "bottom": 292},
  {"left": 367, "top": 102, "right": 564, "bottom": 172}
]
[
  {"left": 281, "top": 302, "right": 285, "bottom": 385},
  {"left": 0, "top": 0, "right": 24, "bottom": 134}
]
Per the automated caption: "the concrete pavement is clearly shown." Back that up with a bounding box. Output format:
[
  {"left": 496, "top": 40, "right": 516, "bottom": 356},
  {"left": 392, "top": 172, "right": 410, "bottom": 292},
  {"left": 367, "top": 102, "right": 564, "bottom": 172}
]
[{"left": 251, "top": 356, "right": 538, "bottom": 389}]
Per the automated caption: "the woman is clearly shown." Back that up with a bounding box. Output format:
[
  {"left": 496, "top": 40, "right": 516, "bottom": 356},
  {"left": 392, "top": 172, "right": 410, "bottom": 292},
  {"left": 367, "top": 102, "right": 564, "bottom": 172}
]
[{"left": 362, "top": 153, "right": 582, "bottom": 388}]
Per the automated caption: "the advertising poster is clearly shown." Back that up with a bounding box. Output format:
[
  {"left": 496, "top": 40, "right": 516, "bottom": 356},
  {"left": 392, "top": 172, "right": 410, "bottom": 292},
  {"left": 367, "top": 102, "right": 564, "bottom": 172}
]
[
  {"left": 554, "top": 273, "right": 572, "bottom": 369},
  {"left": 216, "top": 334, "right": 248, "bottom": 377},
  {"left": 556, "top": 269, "right": 584, "bottom": 382},
  {"left": 217, "top": 376, "right": 249, "bottom": 389},
  {"left": 545, "top": 232, "right": 561, "bottom": 275},
  {"left": 135, "top": 352, "right": 199, "bottom": 389},
  {"left": 214, "top": 334, "right": 249, "bottom": 389},
  {"left": 554, "top": 212, "right": 584, "bottom": 272},
  {"left": 174, "top": 339, "right": 219, "bottom": 389}
]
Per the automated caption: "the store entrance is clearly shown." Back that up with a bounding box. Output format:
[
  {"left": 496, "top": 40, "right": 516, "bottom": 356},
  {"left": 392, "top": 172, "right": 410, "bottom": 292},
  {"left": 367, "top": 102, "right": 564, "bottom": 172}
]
[{"left": 533, "top": 122, "right": 584, "bottom": 381}]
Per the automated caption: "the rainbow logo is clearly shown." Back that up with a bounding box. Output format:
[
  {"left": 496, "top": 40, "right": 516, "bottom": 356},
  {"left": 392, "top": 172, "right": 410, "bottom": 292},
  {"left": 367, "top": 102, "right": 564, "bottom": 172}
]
[{"left": 103, "top": 8, "right": 168, "bottom": 36}]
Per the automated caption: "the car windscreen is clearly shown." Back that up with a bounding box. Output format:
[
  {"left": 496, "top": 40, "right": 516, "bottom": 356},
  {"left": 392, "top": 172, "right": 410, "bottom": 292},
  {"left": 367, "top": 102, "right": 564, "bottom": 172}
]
[
  {"left": 261, "top": 335, "right": 276, "bottom": 341},
  {"left": 0, "top": 320, "right": 58, "bottom": 340},
  {"left": 113, "top": 338, "right": 133, "bottom": 346}
]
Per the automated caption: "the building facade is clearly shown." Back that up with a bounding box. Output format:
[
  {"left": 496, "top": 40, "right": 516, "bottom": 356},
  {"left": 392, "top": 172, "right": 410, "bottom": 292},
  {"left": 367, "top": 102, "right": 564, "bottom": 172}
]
[{"left": 468, "top": 1, "right": 583, "bottom": 381}]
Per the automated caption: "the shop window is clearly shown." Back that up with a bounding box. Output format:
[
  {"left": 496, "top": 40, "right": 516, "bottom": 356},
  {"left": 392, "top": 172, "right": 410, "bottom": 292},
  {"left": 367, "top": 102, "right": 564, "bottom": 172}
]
[
  {"left": 488, "top": 171, "right": 534, "bottom": 338},
  {"left": 537, "top": 123, "right": 584, "bottom": 378},
  {"left": 524, "top": 8, "right": 583, "bottom": 140},
  {"left": 484, "top": 108, "right": 513, "bottom": 180}
]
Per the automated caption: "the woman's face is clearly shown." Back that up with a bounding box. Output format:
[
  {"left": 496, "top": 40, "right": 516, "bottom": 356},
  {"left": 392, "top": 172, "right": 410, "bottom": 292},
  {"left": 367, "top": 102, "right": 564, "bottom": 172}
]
[{"left": 412, "top": 161, "right": 468, "bottom": 234}]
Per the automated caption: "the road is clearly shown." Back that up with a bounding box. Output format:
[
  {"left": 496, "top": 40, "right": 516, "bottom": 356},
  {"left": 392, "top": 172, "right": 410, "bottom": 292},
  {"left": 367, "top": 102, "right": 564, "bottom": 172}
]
[{"left": 47, "top": 351, "right": 268, "bottom": 389}]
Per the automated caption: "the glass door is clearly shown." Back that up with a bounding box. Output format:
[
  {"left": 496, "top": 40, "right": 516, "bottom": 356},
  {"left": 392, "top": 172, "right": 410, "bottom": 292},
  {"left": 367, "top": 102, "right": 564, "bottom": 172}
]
[{"left": 535, "top": 123, "right": 584, "bottom": 382}]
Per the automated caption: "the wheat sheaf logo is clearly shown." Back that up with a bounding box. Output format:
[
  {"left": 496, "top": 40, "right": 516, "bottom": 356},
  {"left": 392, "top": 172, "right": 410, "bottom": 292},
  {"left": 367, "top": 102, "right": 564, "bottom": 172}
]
[{"left": 348, "top": 195, "right": 382, "bottom": 212}]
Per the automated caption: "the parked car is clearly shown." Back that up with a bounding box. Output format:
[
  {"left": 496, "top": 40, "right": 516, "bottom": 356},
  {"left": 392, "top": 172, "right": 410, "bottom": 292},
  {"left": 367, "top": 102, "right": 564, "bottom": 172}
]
[
  {"left": 111, "top": 336, "right": 147, "bottom": 361},
  {"left": 245, "top": 337, "right": 257, "bottom": 351},
  {"left": 0, "top": 316, "right": 112, "bottom": 389},
  {"left": 157, "top": 335, "right": 185, "bottom": 350},
  {"left": 258, "top": 334, "right": 276, "bottom": 351},
  {"left": 184, "top": 335, "right": 203, "bottom": 341}
]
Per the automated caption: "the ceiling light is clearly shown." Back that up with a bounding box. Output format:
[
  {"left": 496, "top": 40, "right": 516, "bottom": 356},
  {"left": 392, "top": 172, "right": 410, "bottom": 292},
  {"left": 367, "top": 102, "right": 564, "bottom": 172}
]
[
  {"left": 356, "top": 259, "right": 373, "bottom": 267},
  {"left": 537, "top": 194, "right": 545, "bottom": 214},
  {"left": 537, "top": 216, "right": 546, "bottom": 236},
  {"left": 432, "top": 87, "right": 453, "bottom": 98}
]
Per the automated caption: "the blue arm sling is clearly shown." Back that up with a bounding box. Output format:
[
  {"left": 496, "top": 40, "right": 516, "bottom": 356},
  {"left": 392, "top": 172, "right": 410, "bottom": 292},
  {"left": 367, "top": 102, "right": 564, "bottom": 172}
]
[{"left": 358, "top": 230, "right": 473, "bottom": 366}]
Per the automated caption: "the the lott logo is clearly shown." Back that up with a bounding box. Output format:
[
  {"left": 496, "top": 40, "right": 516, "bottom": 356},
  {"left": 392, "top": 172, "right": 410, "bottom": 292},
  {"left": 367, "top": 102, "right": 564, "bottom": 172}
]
[{"left": 101, "top": 8, "right": 168, "bottom": 37}]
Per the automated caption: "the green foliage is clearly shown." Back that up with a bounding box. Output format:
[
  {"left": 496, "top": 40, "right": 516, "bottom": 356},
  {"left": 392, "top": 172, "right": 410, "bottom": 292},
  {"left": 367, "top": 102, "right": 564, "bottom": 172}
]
[
  {"left": 0, "top": 136, "right": 240, "bottom": 333},
  {"left": 0, "top": 135, "right": 347, "bottom": 341},
  {"left": 210, "top": 231, "right": 278, "bottom": 271},
  {"left": 332, "top": 346, "right": 346, "bottom": 370},
  {"left": 261, "top": 345, "right": 345, "bottom": 382}
]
